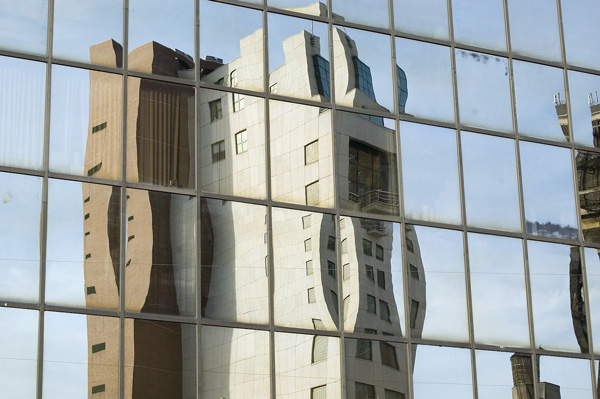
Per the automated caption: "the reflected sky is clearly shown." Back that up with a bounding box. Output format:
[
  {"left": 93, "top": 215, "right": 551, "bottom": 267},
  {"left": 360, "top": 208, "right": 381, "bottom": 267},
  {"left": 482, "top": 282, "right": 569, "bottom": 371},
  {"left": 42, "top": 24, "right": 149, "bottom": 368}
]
[
  {"left": 452, "top": 0, "right": 506, "bottom": 52},
  {"left": 412, "top": 345, "right": 472, "bottom": 399},
  {"left": 568, "top": 70, "right": 600, "bottom": 148},
  {"left": 393, "top": 0, "right": 448, "bottom": 40},
  {"left": 562, "top": 0, "right": 600, "bottom": 71},
  {"left": 0, "top": 0, "right": 47, "bottom": 55},
  {"left": 332, "top": 0, "right": 389, "bottom": 29}
]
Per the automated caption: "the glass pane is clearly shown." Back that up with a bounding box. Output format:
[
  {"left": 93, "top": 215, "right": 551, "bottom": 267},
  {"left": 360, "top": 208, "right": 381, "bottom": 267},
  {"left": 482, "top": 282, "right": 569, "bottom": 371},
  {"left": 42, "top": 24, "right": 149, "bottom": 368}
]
[
  {"left": 455, "top": 49, "right": 512, "bottom": 132},
  {"left": 584, "top": 247, "right": 600, "bottom": 354},
  {"left": 0, "top": 172, "right": 42, "bottom": 302},
  {"left": 345, "top": 338, "right": 408, "bottom": 398},
  {"left": 452, "top": 0, "right": 506, "bottom": 51},
  {"left": 529, "top": 241, "right": 587, "bottom": 353},
  {"left": 576, "top": 150, "right": 600, "bottom": 244},
  {"left": 275, "top": 332, "right": 341, "bottom": 398},
  {"left": 268, "top": 13, "right": 330, "bottom": 101},
  {"left": 412, "top": 345, "right": 472, "bottom": 399},
  {"left": 412, "top": 225, "right": 468, "bottom": 342},
  {"left": 539, "top": 356, "right": 593, "bottom": 399},
  {"left": 507, "top": 0, "right": 561, "bottom": 62},
  {"left": 50, "top": 65, "right": 122, "bottom": 179},
  {"left": 124, "top": 319, "right": 196, "bottom": 398},
  {"left": 199, "top": 88, "right": 266, "bottom": 199},
  {"left": 568, "top": 70, "right": 600, "bottom": 148},
  {"left": 270, "top": 100, "right": 333, "bottom": 208},
  {"left": 343, "top": 219, "right": 405, "bottom": 336},
  {"left": 53, "top": 0, "right": 122, "bottom": 66},
  {"left": 0, "top": 307, "right": 37, "bottom": 399},
  {"left": 268, "top": 0, "right": 328, "bottom": 17},
  {"left": 513, "top": 60, "right": 567, "bottom": 142},
  {"left": 476, "top": 350, "right": 532, "bottom": 399},
  {"left": 125, "top": 188, "right": 196, "bottom": 317},
  {"left": 126, "top": 77, "right": 195, "bottom": 189},
  {"left": 128, "top": 0, "right": 194, "bottom": 78},
  {"left": 201, "top": 199, "right": 269, "bottom": 324},
  {"left": 273, "top": 208, "right": 338, "bottom": 330},
  {"left": 395, "top": 39, "right": 454, "bottom": 123},
  {"left": 0, "top": 56, "right": 46, "bottom": 170},
  {"left": 461, "top": 131, "right": 521, "bottom": 232},
  {"left": 393, "top": 0, "right": 448, "bottom": 40},
  {"left": 43, "top": 312, "right": 119, "bottom": 398},
  {"left": 562, "top": 0, "right": 600, "bottom": 71},
  {"left": 339, "top": 112, "right": 398, "bottom": 216},
  {"left": 332, "top": 0, "right": 389, "bottom": 29},
  {"left": 0, "top": 0, "right": 47, "bottom": 56},
  {"left": 520, "top": 142, "right": 578, "bottom": 240},
  {"left": 401, "top": 122, "right": 461, "bottom": 224},
  {"left": 202, "top": 326, "right": 270, "bottom": 398},
  {"left": 333, "top": 26, "right": 394, "bottom": 113},
  {"left": 46, "top": 179, "right": 120, "bottom": 309},
  {"left": 468, "top": 233, "right": 529, "bottom": 347},
  {"left": 200, "top": 0, "right": 263, "bottom": 91}
]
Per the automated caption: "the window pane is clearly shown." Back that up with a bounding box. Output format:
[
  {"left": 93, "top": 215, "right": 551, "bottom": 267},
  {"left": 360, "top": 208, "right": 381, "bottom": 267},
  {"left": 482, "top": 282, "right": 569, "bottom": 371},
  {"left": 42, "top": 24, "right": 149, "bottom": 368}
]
[
  {"left": 393, "top": 0, "right": 448, "bottom": 40},
  {"left": 268, "top": 0, "right": 328, "bottom": 17},
  {"left": 568, "top": 70, "right": 600, "bottom": 148},
  {"left": 332, "top": 0, "right": 389, "bottom": 29},
  {"left": 125, "top": 188, "right": 196, "bottom": 317},
  {"left": 412, "top": 345, "right": 472, "bottom": 399},
  {"left": 575, "top": 150, "right": 600, "bottom": 244},
  {"left": 539, "top": 356, "right": 593, "bottom": 399},
  {"left": 476, "top": 350, "right": 530, "bottom": 399},
  {"left": 562, "top": 0, "right": 600, "bottom": 70},
  {"left": 584, "top": 248, "right": 600, "bottom": 355},
  {"left": 452, "top": 0, "right": 506, "bottom": 51},
  {"left": 0, "top": 0, "right": 47, "bottom": 56},
  {"left": 0, "top": 172, "right": 42, "bottom": 303}
]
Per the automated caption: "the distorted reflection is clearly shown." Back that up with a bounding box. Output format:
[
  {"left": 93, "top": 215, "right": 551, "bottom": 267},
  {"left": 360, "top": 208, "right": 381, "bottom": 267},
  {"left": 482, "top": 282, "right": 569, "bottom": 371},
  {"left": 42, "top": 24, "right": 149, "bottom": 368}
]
[
  {"left": 269, "top": 100, "right": 334, "bottom": 207},
  {"left": 568, "top": 70, "right": 600, "bottom": 148},
  {"left": 275, "top": 332, "right": 341, "bottom": 398},
  {"left": 268, "top": 0, "right": 328, "bottom": 17},
  {"left": 528, "top": 241, "right": 587, "bottom": 353},
  {"left": 468, "top": 233, "right": 530, "bottom": 347},
  {"left": 475, "top": 350, "right": 531, "bottom": 399},
  {"left": 345, "top": 338, "right": 408, "bottom": 399},
  {"left": 202, "top": 326, "right": 270, "bottom": 398},
  {"left": 575, "top": 150, "right": 600, "bottom": 244},
  {"left": 520, "top": 142, "right": 578, "bottom": 240},
  {"left": 0, "top": 307, "right": 37, "bottom": 399},
  {"left": 584, "top": 248, "right": 600, "bottom": 355},
  {"left": 0, "top": 172, "right": 42, "bottom": 302},
  {"left": 537, "top": 356, "right": 593, "bottom": 399},
  {"left": 125, "top": 188, "right": 196, "bottom": 316},
  {"left": 272, "top": 208, "right": 339, "bottom": 330},
  {"left": 201, "top": 199, "right": 269, "bottom": 324},
  {"left": 412, "top": 345, "right": 472, "bottom": 399},
  {"left": 342, "top": 219, "right": 410, "bottom": 336}
]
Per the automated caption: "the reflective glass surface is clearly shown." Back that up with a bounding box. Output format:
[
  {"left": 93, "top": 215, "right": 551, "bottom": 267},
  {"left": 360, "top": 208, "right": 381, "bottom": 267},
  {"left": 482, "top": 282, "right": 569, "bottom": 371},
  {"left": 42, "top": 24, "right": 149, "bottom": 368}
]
[
  {"left": 455, "top": 49, "right": 512, "bottom": 132},
  {"left": 338, "top": 112, "right": 398, "bottom": 216},
  {"left": 393, "top": 0, "right": 448, "bottom": 40},
  {"left": 513, "top": 60, "right": 567, "bottom": 142},
  {"left": 201, "top": 199, "right": 269, "bottom": 324},
  {"left": 562, "top": 0, "right": 600, "bottom": 71},
  {"left": 43, "top": 312, "right": 119, "bottom": 398},
  {"left": 50, "top": 65, "right": 122, "bottom": 179},
  {"left": 46, "top": 179, "right": 120, "bottom": 309},
  {"left": 412, "top": 345, "right": 472, "bottom": 399},
  {"left": 0, "top": 0, "right": 47, "bottom": 56},
  {"left": 538, "top": 356, "right": 593, "bottom": 399},
  {"left": 585, "top": 247, "right": 600, "bottom": 354},
  {"left": 125, "top": 188, "right": 196, "bottom": 317},
  {"left": 468, "top": 233, "right": 529, "bottom": 347},
  {"left": 0, "top": 307, "right": 38, "bottom": 399},
  {"left": 476, "top": 350, "right": 530, "bottom": 399},
  {"left": 452, "top": 0, "right": 506, "bottom": 51},
  {"left": 270, "top": 101, "right": 334, "bottom": 208},
  {"left": 332, "top": 0, "right": 389, "bottom": 29},
  {"left": 0, "top": 56, "right": 46, "bottom": 170},
  {"left": 401, "top": 122, "right": 461, "bottom": 224},
  {"left": 520, "top": 142, "right": 578, "bottom": 240},
  {"left": 411, "top": 225, "right": 468, "bottom": 342},
  {"left": 0, "top": 172, "right": 42, "bottom": 303},
  {"left": 199, "top": 88, "right": 267, "bottom": 199},
  {"left": 461, "top": 131, "right": 520, "bottom": 232},
  {"left": 575, "top": 150, "right": 600, "bottom": 244},
  {"left": 568, "top": 70, "right": 600, "bottom": 148},
  {"left": 528, "top": 241, "right": 587, "bottom": 353},
  {"left": 275, "top": 332, "right": 341, "bottom": 398},
  {"left": 268, "top": 0, "right": 328, "bottom": 17},
  {"left": 53, "top": 0, "right": 123, "bottom": 66}
]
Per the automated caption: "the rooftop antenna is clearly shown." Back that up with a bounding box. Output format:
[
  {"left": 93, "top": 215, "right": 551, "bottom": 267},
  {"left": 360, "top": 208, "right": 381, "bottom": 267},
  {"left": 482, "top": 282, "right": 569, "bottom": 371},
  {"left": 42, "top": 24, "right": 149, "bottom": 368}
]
[
  {"left": 554, "top": 92, "right": 560, "bottom": 106},
  {"left": 589, "top": 93, "right": 594, "bottom": 106}
]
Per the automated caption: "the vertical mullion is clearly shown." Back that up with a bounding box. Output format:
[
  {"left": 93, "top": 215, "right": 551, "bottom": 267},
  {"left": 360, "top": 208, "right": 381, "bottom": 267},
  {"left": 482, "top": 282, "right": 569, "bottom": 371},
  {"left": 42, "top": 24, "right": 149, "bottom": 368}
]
[{"left": 194, "top": 0, "right": 202, "bottom": 397}]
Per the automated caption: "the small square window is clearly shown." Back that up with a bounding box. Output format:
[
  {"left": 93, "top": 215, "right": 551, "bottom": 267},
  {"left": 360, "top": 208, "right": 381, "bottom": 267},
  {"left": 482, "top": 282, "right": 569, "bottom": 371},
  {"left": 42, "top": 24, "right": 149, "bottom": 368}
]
[
  {"left": 306, "top": 181, "right": 319, "bottom": 206},
  {"left": 328, "top": 261, "right": 336, "bottom": 278},
  {"left": 377, "top": 269, "right": 385, "bottom": 290},
  {"left": 343, "top": 263, "right": 350, "bottom": 280},
  {"left": 305, "top": 140, "right": 319, "bottom": 165},
  {"left": 327, "top": 235, "right": 335, "bottom": 251},
  {"left": 209, "top": 99, "right": 222, "bottom": 122},
  {"left": 211, "top": 140, "right": 225, "bottom": 163},
  {"left": 306, "top": 260, "right": 313, "bottom": 275},
  {"left": 366, "top": 294, "right": 376, "bottom": 313},
  {"left": 356, "top": 339, "right": 372, "bottom": 360},
  {"left": 380, "top": 300, "right": 391, "bottom": 322},
  {"left": 406, "top": 238, "right": 414, "bottom": 253},
  {"left": 410, "top": 264, "right": 419, "bottom": 280},
  {"left": 376, "top": 244, "right": 384, "bottom": 261},
  {"left": 303, "top": 215, "right": 312, "bottom": 229},
  {"left": 363, "top": 239, "right": 372, "bottom": 256},
  {"left": 233, "top": 92, "right": 245, "bottom": 112},
  {"left": 235, "top": 130, "right": 247, "bottom": 154},
  {"left": 365, "top": 265, "right": 374, "bottom": 281},
  {"left": 304, "top": 238, "right": 312, "bottom": 251},
  {"left": 385, "top": 389, "right": 405, "bottom": 399},
  {"left": 380, "top": 342, "right": 399, "bottom": 369},
  {"left": 308, "top": 287, "right": 316, "bottom": 303}
]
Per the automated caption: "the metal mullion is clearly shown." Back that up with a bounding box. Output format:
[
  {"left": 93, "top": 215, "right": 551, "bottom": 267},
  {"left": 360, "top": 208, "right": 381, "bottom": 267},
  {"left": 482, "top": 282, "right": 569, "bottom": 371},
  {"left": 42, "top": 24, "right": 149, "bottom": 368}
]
[
  {"left": 119, "top": 1, "right": 129, "bottom": 399},
  {"left": 36, "top": 0, "right": 55, "bottom": 396},
  {"left": 46, "top": 172, "right": 122, "bottom": 187},
  {"left": 0, "top": 165, "right": 45, "bottom": 177},
  {"left": 0, "top": 49, "right": 48, "bottom": 63},
  {"left": 45, "top": 56, "right": 123, "bottom": 76},
  {"left": 265, "top": 4, "right": 329, "bottom": 25},
  {"left": 124, "top": 180, "right": 196, "bottom": 196}
]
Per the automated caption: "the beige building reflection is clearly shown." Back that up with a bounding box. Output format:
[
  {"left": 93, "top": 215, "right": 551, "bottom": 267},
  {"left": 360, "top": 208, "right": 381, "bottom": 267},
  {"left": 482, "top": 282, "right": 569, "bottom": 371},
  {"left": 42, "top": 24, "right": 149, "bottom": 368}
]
[{"left": 83, "top": 2, "right": 425, "bottom": 398}]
